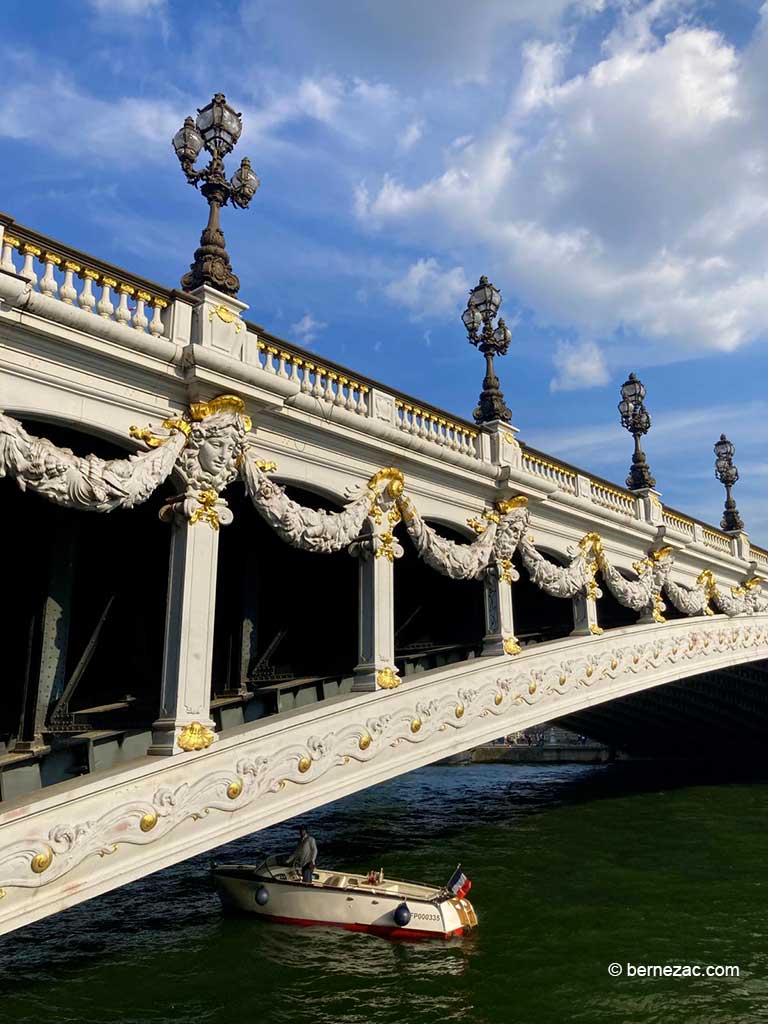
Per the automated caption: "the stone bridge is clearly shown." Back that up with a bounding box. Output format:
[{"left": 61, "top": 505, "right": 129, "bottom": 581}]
[{"left": 0, "top": 210, "right": 767, "bottom": 934}]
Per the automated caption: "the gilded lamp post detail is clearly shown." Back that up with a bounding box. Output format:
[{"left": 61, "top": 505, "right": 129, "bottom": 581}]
[
  {"left": 462, "top": 276, "right": 513, "bottom": 425},
  {"left": 618, "top": 372, "right": 656, "bottom": 491},
  {"left": 714, "top": 434, "right": 744, "bottom": 533},
  {"left": 172, "top": 94, "right": 260, "bottom": 296}
]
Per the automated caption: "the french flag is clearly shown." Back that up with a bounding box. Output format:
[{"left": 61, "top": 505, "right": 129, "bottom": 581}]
[{"left": 447, "top": 866, "right": 472, "bottom": 899}]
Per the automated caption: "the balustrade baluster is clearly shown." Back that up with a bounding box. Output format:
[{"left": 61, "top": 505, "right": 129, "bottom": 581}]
[
  {"left": 133, "top": 290, "right": 150, "bottom": 331},
  {"left": 78, "top": 269, "right": 99, "bottom": 312},
  {"left": 20, "top": 243, "right": 40, "bottom": 286},
  {"left": 340, "top": 377, "right": 354, "bottom": 411},
  {"left": 60, "top": 261, "right": 79, "bottom": 304},
  {"left": 290, "top": 356, "right": 301, "bottom": 384},
  {"left": 39, "top": 252, "right": 60, "bottom": 298},
  {"left": 301, "top": 361, "right": 313, "bottom": 391},
  {"left": 97, "top": 276, "right": 116, "bottom": 319},
  {"left": 263, "top": 345, "right": 277, "bottom": 373},
  {"left": 312, "top": 367, "right": 325, "bottom": 399},
  {"left": 148, "top": 297, "right": 166, "bottom": 337},
  {"left": 357, "top": 385, "right": 369, "bottom": 415},
  {"left": 0, "top": 233, "right": 18, "bottom": 273},
  {"left": 277, "top": 350, "right": 289, "bottom": 378},
  {"left": 115, "top": 284, "right": 134, "bottom": 325}
]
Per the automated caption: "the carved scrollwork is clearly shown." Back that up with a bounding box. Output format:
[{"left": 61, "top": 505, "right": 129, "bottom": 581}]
[{"left": 0, "top": 411, "right": 186, "bottom": 512}]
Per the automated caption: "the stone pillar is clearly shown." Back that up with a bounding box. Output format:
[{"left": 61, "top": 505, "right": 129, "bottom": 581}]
[
  {"left": 16, "top": 528, "right": 76, "bottom": 751},
  {"left": 149, "top": 515, "right": 220, "bottom": 756},
  {"left": 572, "top": 592, "right": 601, "bottom": 636},
  {"left": 482, "top": 567, "right": 519, "bottom": 656},
  {"left": 351, "top": 516, "right": 401, "bottom": 691},
  {"left": 481, "top": 419, "right": 522, "bottom": 469}
]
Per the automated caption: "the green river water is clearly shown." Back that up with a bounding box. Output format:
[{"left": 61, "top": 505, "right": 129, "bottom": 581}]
[{"left": 2, "top": 761, "right": 768, "bottom": 1024}]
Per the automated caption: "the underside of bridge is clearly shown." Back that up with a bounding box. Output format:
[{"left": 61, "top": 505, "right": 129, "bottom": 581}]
[{"left": 559, "top": 659, "right": 768, "bottom": 756}]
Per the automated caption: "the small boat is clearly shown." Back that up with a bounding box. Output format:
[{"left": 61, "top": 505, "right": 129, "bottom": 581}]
[{"left": 212, "top": 854, "right": 478, "bottom": 939}]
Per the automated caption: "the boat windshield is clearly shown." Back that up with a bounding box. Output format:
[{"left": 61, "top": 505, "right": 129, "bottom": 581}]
[{"left": 254, "top": 853, "right": 294, "bottom": 878}]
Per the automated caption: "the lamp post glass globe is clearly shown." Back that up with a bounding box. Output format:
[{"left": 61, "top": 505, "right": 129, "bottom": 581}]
[
  {"left": 172, "top": 117, "right": 204, "bottom": 167},
  {"left": 231, "top": 158, "right": 260, "bottom": 208},
  {"left": 195, "top": 93, "right": 242, "bottom": 157},
  {"left": 469, "top": 275, "right": 501, "bottom": 317}
]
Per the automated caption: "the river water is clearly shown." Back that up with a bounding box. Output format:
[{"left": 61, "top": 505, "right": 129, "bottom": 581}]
[{"left": 2, "top": 761, "right": 768, "bottom": 1024}]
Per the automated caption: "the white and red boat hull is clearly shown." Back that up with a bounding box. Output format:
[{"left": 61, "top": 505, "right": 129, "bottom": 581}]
[{"left": 213, "top": 863, "right": 477, "bottom": 940}]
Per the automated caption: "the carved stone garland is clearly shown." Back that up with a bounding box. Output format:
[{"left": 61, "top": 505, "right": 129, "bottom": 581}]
[
  {"left": 3, "top": 401, "right": 766, "bottom": 623},
  {"left": 0, "top": 411, "right": 186, "bottom": 512}
]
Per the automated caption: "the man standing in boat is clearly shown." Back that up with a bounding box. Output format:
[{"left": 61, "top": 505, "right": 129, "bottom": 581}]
[{"left": 289, "top": 825, "right": 318, "bottom": 883}]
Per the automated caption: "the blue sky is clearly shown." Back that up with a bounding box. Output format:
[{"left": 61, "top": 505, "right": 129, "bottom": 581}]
[{"left": 1, "top": 0, "right": 767, "bottom": 542}]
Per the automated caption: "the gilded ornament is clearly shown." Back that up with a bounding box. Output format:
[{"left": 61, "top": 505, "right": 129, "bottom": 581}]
[
  {"left": 139, "top": 812, "right": 158, "bottom": 833},
  {"left": 410, "top": 718, "right": 422, "bottom": 734},
  {"left": 31, "top": 846, "right": 53, "bottom": 874},
  {"left": 455, "top": 704, "right": 465, "bottom": 719},
  {"left": 129, "top": 425, "right": 167, "bottom": 449},
  {"left": 494, "top": 693, "right": 503, "bottom": 706},
  {"left": 359, "top": 733, "right": 372, "bottom": 751},
  {"left": 189, "top": 489, "right": 221, "bottom": 531},
  {"left": 208, "top": 304, "right": 244, "bottom": 332},
  {"left": 495, "top": 496, "right": 528, "bottom": 513},
  {"left": 189, "top": 394, "right": 252, "bottom": 432},
  {"left": 0, "top": 888, "right": 5, "bottom": 900},
  {"left": 255, "top": 460, "right": 278, "bottom": 473},
  {"left": 503, "top": 637, "right": 521, "bottom": 656},
  {"left": 376, "top": 666, "right": 400, "bottom": 689},
  {"left": 528, "top": 682, "right": 537, "bottom": 695},
  {"left": 558, "top": 674, "right": 567, "bottom": 685},
  {"left": 177, "top": 721, "right": 215, "bottom": 752},
  {"left": 226, "top": 779, "right": 243, "bottom": 800},
  {"left": 589, "top": 624, "right": 604, "bottom": 636},
  {"left": 585, "top": 665, "right": 594, "bottom": 677},
  {"left": 298, "top": 756, "right": 312, "bottom": 774}
]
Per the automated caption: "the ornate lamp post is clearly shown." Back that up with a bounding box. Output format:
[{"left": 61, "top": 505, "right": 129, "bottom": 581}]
[
  {"left": 618, "top": 372, "right": 656, "bottom": 491},
  {"left": 714, "top": 434, "right": 744, "bottom": 532},
  {"left": 462, "top": 275, "right": 512, "bottom": 424},
  {"left": 172, "top": 94, "right": 260, "bottom": 296}
]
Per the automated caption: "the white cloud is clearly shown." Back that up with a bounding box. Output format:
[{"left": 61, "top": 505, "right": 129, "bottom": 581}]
[
  {"left": 398, "top": 119, "right": 424, "bottom": 151},
  {"left": 385, "top": 258, "right": 468, "bottom": 319},
  {"left": 0, "top": 65, "right": 182, "bottom": 162},
  {"left": 86, "top": 0, "right": 165, "bottom": 12},
  {"left": 550, "top": 340, "right": 609, "bottom": 391},
  {"left": 355, "top": 5, "right": 768, "bottom": 368},
  {"left": 290, "top": 313, "right": 327, "bottom": 345}
]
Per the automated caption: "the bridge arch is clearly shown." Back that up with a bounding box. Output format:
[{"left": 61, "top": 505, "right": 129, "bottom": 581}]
[{"left": 0, "top": 418, "right": 172, "bottom": 764}]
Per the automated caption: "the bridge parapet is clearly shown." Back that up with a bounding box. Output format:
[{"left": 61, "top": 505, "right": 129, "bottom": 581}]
[{"left": 0, "top": 210, "right": 765, "bottom": 573}]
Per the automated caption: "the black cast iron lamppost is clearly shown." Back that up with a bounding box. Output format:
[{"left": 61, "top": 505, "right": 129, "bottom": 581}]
[
  {"left": 618, "top": 372, "right": 656, "bottom": 491},
  {"left": 462, "top": 275, "right": 512, "bottom": 424},
  {"left": 172, "top": 93, "right": 259, "bottom": 297},
  {"left": 714, "top": 434, "right": 744, "bottom": 532}
]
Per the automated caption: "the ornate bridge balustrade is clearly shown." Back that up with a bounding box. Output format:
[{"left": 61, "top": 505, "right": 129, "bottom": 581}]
[{"left": 1, "top": 212, "right": 768, "bottom": 932}]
